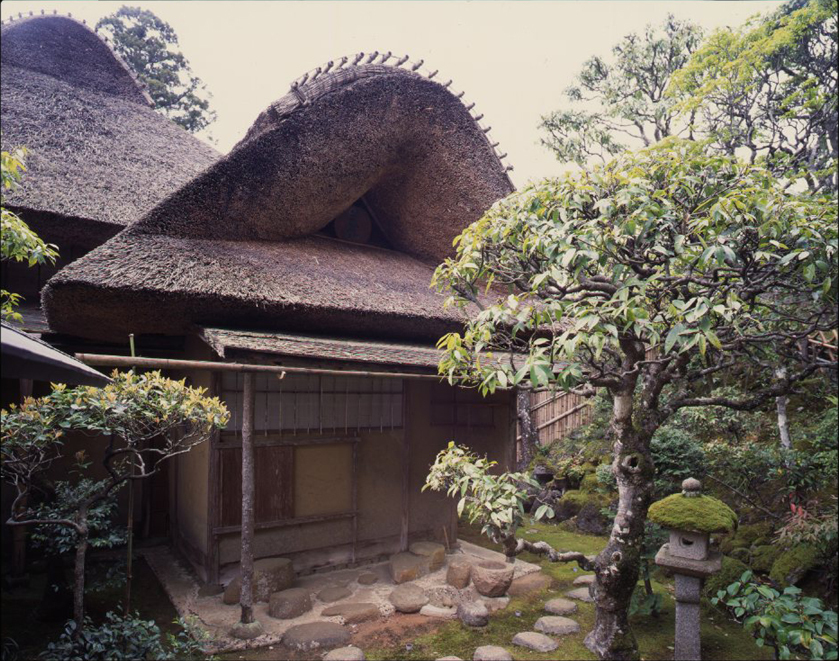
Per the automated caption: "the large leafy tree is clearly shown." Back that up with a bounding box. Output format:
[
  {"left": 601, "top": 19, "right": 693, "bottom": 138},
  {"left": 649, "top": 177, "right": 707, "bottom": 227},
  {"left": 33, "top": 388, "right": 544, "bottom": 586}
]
[
  {"left": 432, "top": 139, "right": 837, "bottom": 660},
  {"left": 540, "top": 15, "right": 704, "bottom": 165},
  {"left": 670, "top": 0, "right": 838, "bottom": 193},
  {"left": 96, "top": 6, "right": 217, "bottom": 135}
]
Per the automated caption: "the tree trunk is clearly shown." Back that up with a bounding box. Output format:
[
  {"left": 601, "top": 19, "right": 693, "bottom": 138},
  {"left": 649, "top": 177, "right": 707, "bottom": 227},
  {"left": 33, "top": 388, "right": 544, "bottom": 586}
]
[
  {"left": 239, "top": 372, "right": 256, "bottom": 625},
  {"left": 584, "top": 391, "right": 655, "bottom": 661},
  {"left": 516, "top": 387, "right": 538, "bottom": 470},
  {"left": 776, "top": 395, "right": 791, "bottom": 450},
  {"left": 72, "top": 507, "right": 89, "bottom": 637}
]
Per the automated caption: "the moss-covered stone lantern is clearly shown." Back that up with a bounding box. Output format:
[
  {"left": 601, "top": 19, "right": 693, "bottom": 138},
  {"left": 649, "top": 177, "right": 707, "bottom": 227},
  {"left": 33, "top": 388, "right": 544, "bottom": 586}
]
[{"left": 649, "top": 477, "right": 737, "bottom": 661}]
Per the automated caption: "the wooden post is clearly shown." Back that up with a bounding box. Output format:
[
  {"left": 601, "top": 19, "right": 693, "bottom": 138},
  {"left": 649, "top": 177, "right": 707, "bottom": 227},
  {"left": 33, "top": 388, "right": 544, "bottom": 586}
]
[
  {"left": 206, "top": 372, "right": 221, "bottom": 585},
  {"left": 400, "top": 388, "right": 410, "bottom": 551},
  {"left": 239, "top": 372, "right": 256, "bottom": 624}
]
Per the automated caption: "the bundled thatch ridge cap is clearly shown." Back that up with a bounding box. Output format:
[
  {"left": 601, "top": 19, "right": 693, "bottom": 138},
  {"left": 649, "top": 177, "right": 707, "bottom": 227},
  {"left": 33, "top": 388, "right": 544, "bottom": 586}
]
[{"left": 1, "top": 12, "right": 153, "bottom": 106}]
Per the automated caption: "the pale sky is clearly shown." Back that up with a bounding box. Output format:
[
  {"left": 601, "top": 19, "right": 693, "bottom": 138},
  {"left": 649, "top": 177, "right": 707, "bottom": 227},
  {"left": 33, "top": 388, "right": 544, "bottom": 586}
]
[{"left": 2, "top": 1, "right": 780, "bottom": 186}]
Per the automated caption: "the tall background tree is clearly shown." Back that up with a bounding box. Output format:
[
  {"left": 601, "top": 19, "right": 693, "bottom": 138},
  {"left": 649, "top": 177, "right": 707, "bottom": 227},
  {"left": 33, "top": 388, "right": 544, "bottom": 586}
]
[
  {"left": 432, "top": 139, "right": 837, "bottom": 659},
  {"left": 96, "top": 6, "right": 217, "bottom": 135}
]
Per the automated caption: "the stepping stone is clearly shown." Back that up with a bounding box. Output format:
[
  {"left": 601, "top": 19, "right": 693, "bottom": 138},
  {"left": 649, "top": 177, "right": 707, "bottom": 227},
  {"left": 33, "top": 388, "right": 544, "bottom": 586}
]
[
  {"left": 357, "top": 572, "right": 378, "bottom": 585},
  {"left": 482, "top": 595, "right": 510, "bottom": 613},
  {"left": 544, "top": 598, "right": 577, "bottom": 616},
  {"left": 409, "top": 541, "right": 446, "bottom": 571},
  {"left": 512, "top": 631, "right": 559, "bottom": 652},
  {"left": 319, "top": 586, "right": 353, "bottom": 603},
  {"left": 390, "top": 552, "right": 429, "bottom": 583},
  {"left": 322, "top": 602, "right": 380, "bottom": 624},
  {"left": 223, "top": 557, "right": 294, "bottom": 604},
  {"left": 420, "top": 604, "right": 458, "bottom": 619},
  {"left": 458, "top": 600, "right": 489, "bottom": 627},
  {"left": 507, "top": 572, "right": 551, "bottom": 596},
  {"left": 426, "top": 585, "right": 459, "bottom": 608},
  {"left": 473, "top": 645, "right": 513, "bottom": 661},
  {"left": 566, "top": 587, "right": 595, "bottom": 603},
  {"left": 446, "top": 558, "right": 472, "bottom": 589},
  {"left": 324, "top": 646, "right": 365, "bottom": 661},
  {"left": 283, "top": 622, "right": 350, "bottom": 651},
  {"left": 534, "top": 615, "right": 580, "bottom": 636},
  {"left": 573, "top": 574, "right": 595, "bottom": 586},
  {"left": 436, "top": 658, "right": 462, "bottom": 661},
  {"left": 269, "top": 587, "right": 312, "bottom": 619},
  {"left": 389, "top": 583, "right": 428, "bottom": 613}
]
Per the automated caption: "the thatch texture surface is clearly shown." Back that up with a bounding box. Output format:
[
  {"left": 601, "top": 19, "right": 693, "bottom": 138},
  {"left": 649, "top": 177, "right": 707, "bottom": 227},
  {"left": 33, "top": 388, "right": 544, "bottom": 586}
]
[
  {"left": 131, "top": 65, "right": 513, "bottom": 262},
  {"left": 1, "top": 16, "right": 220, "bottom": 230},
  {"left": 43, "top": 234, "right": 470, "bottom": 342},
  {"left": 201, "top": 328, "right": 445, "bottom": 370}
]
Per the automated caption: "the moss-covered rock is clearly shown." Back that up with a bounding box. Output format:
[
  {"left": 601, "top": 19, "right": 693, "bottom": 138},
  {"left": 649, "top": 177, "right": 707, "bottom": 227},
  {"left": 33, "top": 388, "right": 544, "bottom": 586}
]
[
  {"left": 553, "top": 490, "right": 609, "bottom": 522},
  {"left": 769, "top": 544, "right": 820, "bottom": 586},
  {"left": 580, "top": 472, "right": 600, "bottom": 493},
  {"left": 648, "top": 493, "right": 737, "bottom": 534},
  {"left": 580, "top": 462, "right": 598, "bottom": 474},
  {"left": 729, "top": 547, "right": 752, "bottom": 565},
  {"left": 704, "top": 556, "right": 750, "bottom": 601},
  {"left": 751, "top": 544, "right": 784, "bottom": 574},
  {"left": 719, "top": 522, "right": 773, "bottom": 554}
]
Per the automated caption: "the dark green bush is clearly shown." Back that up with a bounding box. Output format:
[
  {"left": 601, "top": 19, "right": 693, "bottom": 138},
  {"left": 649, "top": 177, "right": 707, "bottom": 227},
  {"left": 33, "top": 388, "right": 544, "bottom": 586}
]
[
  {"left": 650, "top": 427, "right": 707, "bottom": 497},
  {"left": 705, "top": 556, "right": 750, "bottom": 600}
]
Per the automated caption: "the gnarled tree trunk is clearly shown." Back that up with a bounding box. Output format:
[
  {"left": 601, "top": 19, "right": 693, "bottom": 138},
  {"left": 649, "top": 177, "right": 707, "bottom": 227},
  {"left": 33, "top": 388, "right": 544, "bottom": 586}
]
[
  {"left": 584, "top": 389, "right": 655, "bottom": 661},
  {"left": 72, "top": 507, "right": 89, "bottom": 637},
  {"left": 516, "top": 387, "right": 538, "bottom": 470}
]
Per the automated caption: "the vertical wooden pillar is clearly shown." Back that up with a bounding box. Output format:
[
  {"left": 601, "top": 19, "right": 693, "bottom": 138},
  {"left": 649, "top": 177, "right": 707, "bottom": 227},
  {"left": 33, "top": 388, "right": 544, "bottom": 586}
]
[
  {"left": 239, "top": 372, "right": 256, "bottom": 624},
  {"left": 400, "top": 387, "right": 410, "bottom": 551},
  {"left": 206, "top": 372, "right": 221, "bottom": 586}
]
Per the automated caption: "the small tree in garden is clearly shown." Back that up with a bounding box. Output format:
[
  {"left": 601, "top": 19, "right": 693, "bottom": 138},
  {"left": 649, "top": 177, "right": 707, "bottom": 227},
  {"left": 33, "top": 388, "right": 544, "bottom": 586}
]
[
  {"left": 1, "top": 370, "right": 229, "bottom": 635},
  {"left": 432, "top": 139, "right": 837, "bottom": 660}
]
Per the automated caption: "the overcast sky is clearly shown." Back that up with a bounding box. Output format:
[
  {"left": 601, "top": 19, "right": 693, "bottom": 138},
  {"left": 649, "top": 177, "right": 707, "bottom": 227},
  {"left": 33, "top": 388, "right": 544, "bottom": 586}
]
[{"left": 2, "top": 1, "right": 780, "bottom": 186}]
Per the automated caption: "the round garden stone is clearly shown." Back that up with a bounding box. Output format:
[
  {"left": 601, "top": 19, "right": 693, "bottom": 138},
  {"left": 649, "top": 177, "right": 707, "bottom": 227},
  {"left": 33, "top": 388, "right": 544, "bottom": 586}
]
[
  {"left": 473, "top": 645, "right": 513, "bottom": 661},
  {"left": 573, "top": 574, "right": 595, "bottom": 586},
  {"left": 389, "top": 583, "right": 429, "bottom": 613},
  {"left": 357, "top": 572, "right": 378, "bottom": 585},
  {"left": 457, "top": 600, "right": 489, "bottom": 627},
  {"left": 229, "top": 620, "right": 264, "bottom": 639},
  {"left": 566, "top": 587, "right": 595, "bottom": 603},
  {"left": 324, "top": 646, "right": 365, "bottom": 661},
  {"left": 283, "top": 622, "right": 350, "bottom": 651},
  {"left": 446, "top": 558, "right": 472, "bottom": 589},
  {"left": 321, "top": 602, "right": 381, "bottom": 624},
  {"left": 534, "top": 615, "right": 580, "bottom": 636},
  {"left": 420, "top": 604, "right": 458, "bottom": 619},
  {"left": 390, "top": 552, "right": 429, "bottom": 583},
  {"left": 512, "top": 631, "right": 559, "bottom": 652},
  {"left": 409, "top": 541, "right": 446, "bottom": 571},
  {"left": 471, "top": 561, "right": 514, "bottom": 598},
  {"left": 319, "top": 586, "right": 353, "bottom": 603},
  {"left": 507, "top": 572, "right": 551, "bottom": 596},
  {"left": 544, "top": 598, "right": 577, "bottom": 616},
  {"left": 268, "top": 587, "right": 312, "bottom": 619}
]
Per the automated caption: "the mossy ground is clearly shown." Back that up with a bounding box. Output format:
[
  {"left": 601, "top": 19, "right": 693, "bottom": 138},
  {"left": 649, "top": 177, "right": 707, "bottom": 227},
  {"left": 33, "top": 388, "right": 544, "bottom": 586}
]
[{"left": 365, "top": 521, "right": 770, "bottom": 661}]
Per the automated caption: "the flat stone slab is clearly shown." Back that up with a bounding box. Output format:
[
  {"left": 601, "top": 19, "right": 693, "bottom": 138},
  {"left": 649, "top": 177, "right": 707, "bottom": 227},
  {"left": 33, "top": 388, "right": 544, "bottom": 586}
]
[
  {"left": 321, "top": 602, "right": 380, "bottom": 624},
  {"left": 283, "top": 622, "right": 350, "bottom": 651},
  {"left": 482, "top": 595, "right": 510, "bottom": 613},
  {"left": 436, "top": 657, "right": 463, "bottom": 660},
  {"left": 390, "top": 552, "right": 429, "bottom": 584},
  {"left": 269, "top": 587, "right": 312, "bottom": 619},
  {"left": 534, "top": 615, "right": 580, "bottom": 636},
  {"left": 357, "top": 572, "right": 378, "bottom": 585},
  {"left": 319, "top": 586, "right": 353, "bottom": 603},
  {"left": 507, "top": 572, "right": 551, "bottom": 596},
  {"left": 420, "top": 604, "right": 458, "bottom": 619},
  {"left": 512, "top": 631, "right": 559, "bottom": 652},
  {"left": 409, "top": 541, "right": 446, "bottom": 571},
  {"left": 389, "top": 583, "right": 428, "bottom": 613},
  {"left": 544, "top": 598, "right": 577, "bottom": 616},
  {"left": 572, "top": 574, "right": 595, "bottom": 586},
  {"left": 566, "top": 587, "right": 595, "bottom": 603},
  {"left": 473, "top": 645, "right": 513, "bottom": 661},
  {"left": 324, "top": 646, "right": 365, "bottom": 661}
]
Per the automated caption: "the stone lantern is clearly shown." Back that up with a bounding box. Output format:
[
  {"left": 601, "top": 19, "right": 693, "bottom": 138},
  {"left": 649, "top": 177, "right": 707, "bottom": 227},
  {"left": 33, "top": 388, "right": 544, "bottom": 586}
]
[{"left": 649, "top": 477, "right": 737, "bottom": 661}]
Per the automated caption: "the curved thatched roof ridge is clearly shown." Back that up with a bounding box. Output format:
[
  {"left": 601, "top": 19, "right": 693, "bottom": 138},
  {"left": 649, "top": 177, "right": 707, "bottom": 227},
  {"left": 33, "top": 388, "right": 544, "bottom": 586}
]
[
  {"left": 0, "top": 14, "right": 221, "bottom": 233},
  {"left": 1, "top": 13, "right": 152, "bottom": 105},
  {"left": 131, "top": 59, "right": 515, "bottom": 262}
]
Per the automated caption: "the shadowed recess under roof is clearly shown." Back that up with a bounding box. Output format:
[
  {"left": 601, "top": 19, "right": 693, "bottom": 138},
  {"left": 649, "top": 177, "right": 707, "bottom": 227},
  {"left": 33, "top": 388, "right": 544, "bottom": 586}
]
[{"left": 130, "top": 64, "right": 515, "bottom": 262}]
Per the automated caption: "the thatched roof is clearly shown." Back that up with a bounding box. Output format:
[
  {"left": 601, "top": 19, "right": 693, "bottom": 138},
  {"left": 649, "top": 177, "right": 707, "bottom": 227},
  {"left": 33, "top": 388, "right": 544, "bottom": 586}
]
[
  {"left": 0, "top": 14, "right": 220, "bottom": 247},
  {"left": 43, "top": 56, "right": 515, "bottom": 342}
]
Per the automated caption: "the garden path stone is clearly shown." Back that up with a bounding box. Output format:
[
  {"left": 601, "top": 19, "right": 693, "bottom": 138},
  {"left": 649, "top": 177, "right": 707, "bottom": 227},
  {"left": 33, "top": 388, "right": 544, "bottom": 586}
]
[
  {"left": 321, "top": 602, "right": 380, "bottom": 624},
  {"left": 507, "top": 572, "right": 551, "bottom": 596},
  {"left": 283, "top": 622, "right": 350, "bottom": 651},
  {"left": 319, "top": 586, "right": 353, "bottom": 603},
  {"left": 573, "top": 574, "right": 595, "bottom": 586},
  {"left": 473, "top": 645, "right": 513, "bottom": 661},
  {"left": 436, "top": 657, "right": 462, "bottom": 661},
  {"left": 223, "top": 557, "right": 294, "bottom": 604},
  {"left": 389, "top": 583, "right": 428, "bottom": 613},
  {"left": 534, "top": 615, "right": 580, "bottom": 636},
  {"left": 566, "top": 587, "right": 595, "bottom": 602},
  {"left": 357, "top": 572, "right": 378, "bottom": 585},
  {"left": 512, "top": 631, "right": 559, "bottom": 652},
  {"left": 482, "top": 595, "right": 510, "bottom": 612},
  {"left": 409, "top": 541, "right": 446, "bottom": 570},
  {"left": 446, "top": 558, "right": 472, "bottom": 589},
  {"left": 390, "top": 552, "right": 429, "bottom": 583},
  {"left": 324, "top": 646, "right": 365, "bottom": 661},
  {"left": 269, "top": 587, "right": 312, "bottom": 619},
  {"left": 457, "top": 600, "right": 489, "bottom": 627},
  {"left": 420, "top": 604, "right": 458, "bottom": 619},
  {"left": 544, "top": 598, "right": 577, "bottom": 615}
]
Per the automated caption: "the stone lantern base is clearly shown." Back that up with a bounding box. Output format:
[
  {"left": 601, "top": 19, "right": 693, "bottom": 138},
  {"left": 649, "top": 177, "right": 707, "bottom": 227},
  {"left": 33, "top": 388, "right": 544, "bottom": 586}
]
[{"left": 654, "top": 544, "right": 722, "bottom": 578}]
